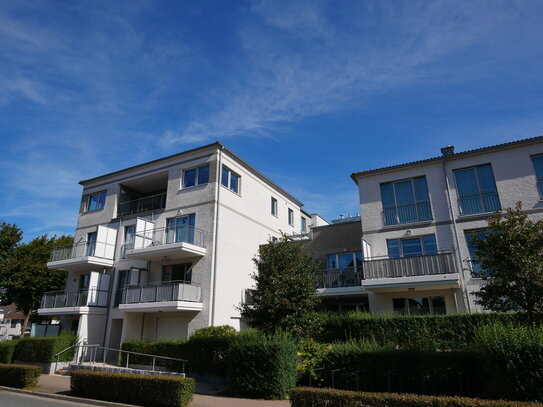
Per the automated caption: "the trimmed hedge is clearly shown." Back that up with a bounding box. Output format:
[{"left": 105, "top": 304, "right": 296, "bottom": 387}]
[
  {"left": 290, "top": 388, "right": 543, "bottom": 407},
  {"left": 13, "top": 334, "right": 77, "bottom": 363},
  {"left": 316, "top": 312, "right": 536, "bottom": 349},
  {"left": 228, "top": 333, "right": 297, "bottom": 399},
  {"left": 121, "top": 339, "right": 186, "bottom": 372},
  {"left": 70, "top": 370, "right": 195, "bottom": 407},
  {"left": 0, "top": 341, "right": 17, "bottom": 363},
  {"left": 0, "top": 363, "right": 42, "bottom": 388}
]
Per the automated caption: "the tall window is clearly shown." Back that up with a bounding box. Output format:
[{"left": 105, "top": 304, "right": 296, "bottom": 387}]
[
  {"left": 86, "top": 232, "right": 97, "bottom": 256},
  {"left": 221, "top": 166, "right": 240, "bottom": 193},
  {"left": 87, "top": 191, "right": 106, "bottom": 211},
  {"left": 531, "top": 155, "right": 543, "bottom": 197},
  {"left": 166, "top": 214, "right": 196, "bottom": 244},
  {"left": 465, "top": 230, "right": 488, "bottom": 275},
  {"left": 301, "top": 217, "right": 307, "bottom": 233},
  {"left": 454, "top": 164, "right": 500, "bottom": 215},
  {"left": 386, "top": 234, "right": 437, "bottom": 258},
  {"left": 163, "top": 263, "right": 192, "bottom": 283},
  {"left": 183, "top": 165, "right": 210, "bottom": 188},
  {"left": 271, "top": 197, "right": 278, "bottom": 216},
  {"left": 122, "top": 225, "right": 136, "bottom": 257},
  {"left": 380, "top": 176, "right": 432, "bottom": 226},
  {"left": 288, "top": 208, "right": 294, "bottom": 226}
]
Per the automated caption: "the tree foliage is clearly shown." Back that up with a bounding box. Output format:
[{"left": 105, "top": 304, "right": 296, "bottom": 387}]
[
  {"left": 470, "top": 203, "right": 543, "bottom": 316},
  {"left": 239, "top": 235, "right": 321, "bottom": 338}
]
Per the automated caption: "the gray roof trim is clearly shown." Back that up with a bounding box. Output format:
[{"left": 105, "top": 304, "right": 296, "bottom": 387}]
[{"left": 350, "top": 135, "right": 543, "bottom": 184}]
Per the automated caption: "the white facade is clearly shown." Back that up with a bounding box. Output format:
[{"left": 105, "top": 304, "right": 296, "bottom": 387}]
[
  {"left": 38, "top": 143, "right": 315, "bottom": 347},
  {"left": 0, "top": 306, "right": 24, "bottom": 340}
]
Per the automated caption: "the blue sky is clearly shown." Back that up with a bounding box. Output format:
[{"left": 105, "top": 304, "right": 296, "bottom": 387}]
[{"left": 2, "top": 0, "right": 543, "bottom": 241}]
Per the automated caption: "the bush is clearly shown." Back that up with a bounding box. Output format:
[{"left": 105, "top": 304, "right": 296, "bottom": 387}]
[
  {"left": 290, "top": 388, "right": 543, "bottom": 407},
  {"left": 121, "top": 339, "right": 186, "bottom": 372},
  {"left": 13, "top": 333, "right": 77, "bottom": 363},
  {"left": 0, "top": 363, "right": 42, "bottom": 388},
  {"left": 228, "top": 332, "right": 297, "bottom": 399},
  {"left": 0, "top": 340, "right": 17, "bottom": 363},
  {"left": 183, "top": 336, "right": 231, "bottom": 377},
  {"left": 475, "top": 323, "right": 543, "bottom": 401},
  {"left": 71, "top": 370, "right": 194, "bottom": 407},
  {"left": 189, "top": 325, "right": 237, "bottom": 339}
]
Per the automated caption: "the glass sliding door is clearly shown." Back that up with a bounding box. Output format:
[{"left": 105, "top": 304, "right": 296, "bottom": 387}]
[{"left": 166, "top": 214, "right": 196, "bottom": 244}]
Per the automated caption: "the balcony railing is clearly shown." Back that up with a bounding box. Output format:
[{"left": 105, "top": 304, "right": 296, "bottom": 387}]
[
  {"left": 117, "top": 281, "right": 201, "bottom": 305},
  {"left": 129, "top": 225, "right": 206, "bottom": 250},
  {"left": 40, "top": 289, "right": 109, "bottom": 308},
  {"left": 383, "top": 200, "right": 432, "bottom": 226},
  {"left": 458, "top": 190, "right": 500, "bottom": 215},
  {"left": 117, "top": 192, "right": 167, "bottom": 217},
  {"left": 363, "top": 252, "right": 456, "bottom": 280},
  {"left": 50, "top": 240, "right": 115, "bottom": 262},
  {"left": 315, "top": 267, "right": 363, "bottom": 288}
]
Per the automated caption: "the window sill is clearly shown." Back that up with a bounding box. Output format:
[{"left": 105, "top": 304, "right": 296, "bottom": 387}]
[
  {"left": 83, "top": 208, "right": 105, "bottom": 214},
  {"left": 221, "top": 184, "right": 241, "bottom": 197},
  {"left": 382, "top": 219, "right": 434, "bottom": 228},
  {"left": 180, "top": 183, "right": 208, "bottom": 192}
]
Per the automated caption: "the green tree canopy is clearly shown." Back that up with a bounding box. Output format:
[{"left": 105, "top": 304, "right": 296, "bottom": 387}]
[
  {"left": 239, "top": 235, "right": 321, "bottom": 338},
  {"left": 470, "top": 203, "right": 543, "bottom": 316}
]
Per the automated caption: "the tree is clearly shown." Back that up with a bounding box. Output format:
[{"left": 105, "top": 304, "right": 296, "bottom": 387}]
[
  {"left": 0, "top": 222, "right": 22, "bottom": 261},
  {"left": 470, "top": 202, "right": 543, "bottom": 316},
  {"left": 239, "top": 235, "right": 321, "bottom": 338},
  {"left": 0, "top": 223, "right": 72, "bottom": 335}
]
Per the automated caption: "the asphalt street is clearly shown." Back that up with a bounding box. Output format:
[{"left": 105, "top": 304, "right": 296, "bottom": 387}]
[{"left": 0, "top": 390, "right": 99, "bottom": 407}]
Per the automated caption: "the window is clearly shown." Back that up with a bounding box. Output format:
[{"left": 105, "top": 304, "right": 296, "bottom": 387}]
[
  {"left": 327, "top": 252, "right": 363, "bottom": 271},
  {"left": 10, "top": 320, "right": 17, "bottom": 329},
  {"left": 465, "top": 229, "right": 488, "bottom": 275},
  {"left": 162, "top": 263, "right": 192, "bottom": 283},
  {"left": 122, "top": 225, "right": 136, "bottom": 257},
  {"left": 87, "top": 191, "right": 106, "bottom": 211},
  {"left": 86, "top": 232, "right": 97, "bottom": 257},
  {"left": 454, "top": 164, "right": 500, "bottom": 215},
  {"left": 531, "top": 155, "right": 543, "bottom": 197},
  {"left": 386, "top": 234, "right": 437, "bottom": 258},
  {"left": 79, "top": 274, "right": 90, "bottom": 290},
  {"left": 301, "top": 217, "right": 307, "bottom": 233},
  {"left": 393, "top": 296, "right": 446, "bottom": 315},
  {"left": 271, "top": 197, "right": 278, "bottom": 216},
  {"left": 288, "top": 208, "right": 294, "bottom": 226},
  {"left": 380, "top": 176, "right": 432, "bottom": 226},
  {"left": 166, "top": 214, "right": 196, "bottom": 244},
  {"left": 325, "top": 252, "right": 364, "bottom": 287},
  {"left": 183, "top": 165, "right": 210, "bottom": 188},
  {"left": 221, "top": 166, "right": 240, "bottom": 193}
]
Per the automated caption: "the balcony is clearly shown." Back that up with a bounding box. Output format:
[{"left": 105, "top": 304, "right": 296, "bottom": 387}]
[
  {"left": 315, "top": 268, "right": 363, "bottom": 288},
  {"left": 117, "top": 192, "right": 167, "bottom": 217},
  {"left": 48, "top": 240, "right": 115, "bottom": 272},
  {"left": 383, "top": 200, "right": 432, "bottom": 226},
  {"left": 123, "top": 225, "right": 206, "bottom": 261},
  {"left": 362, "top": 252, "right": 460, "bottom": 291},
  {"left": 38, "top": 289, "right": 109, "bottom": 315},
  {"left": 458, "top": 191, "right": 500, "bottom": 215},
  {"left": 117, "top": 281, "right": 203, "bottom": 312}
]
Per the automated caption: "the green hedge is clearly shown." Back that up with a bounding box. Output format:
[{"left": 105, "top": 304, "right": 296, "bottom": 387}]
[
  {"left": 228, "top": 332, "right": 297, "bottom": 399},
  {"left": 121, "top": 339, "right": 186, "bottom": 372},
  {"left": 0, "top": 363, "right": 42, "bottom": 388},
  {"left": 13, "top": 334, "right": 77, "bottom": 363},
  {"left": 0, "top": 341, "right": 17, "bottom": 363},
  {"left": 70, "top": 370, "right": 195, "bottom": 407},
  {"left": 316, "top": 312, "right": 536, "bottom": 349},
  {"left": 290, "top": 388, "right": 543, "bottom": 407}
]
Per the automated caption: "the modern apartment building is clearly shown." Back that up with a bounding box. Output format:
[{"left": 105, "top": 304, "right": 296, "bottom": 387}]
[
  {"left": 37, "top": 142, "right": 319, "bottom": 348},
  {"left": 348, "top": 136, "right": 543, "bottom": 314},
  {"left": 0, "top": 304, "right": 24, "bottom": 340}
]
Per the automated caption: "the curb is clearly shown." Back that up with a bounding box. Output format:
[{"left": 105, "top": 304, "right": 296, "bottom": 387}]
[{"left": 0, "top": 385, "right": 136, "bottom": 407}]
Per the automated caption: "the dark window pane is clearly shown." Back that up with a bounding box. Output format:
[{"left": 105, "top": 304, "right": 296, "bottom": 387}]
[
  {"left": 184, "top": 168, "right": 197, "bottom": 188},
  {"left": 198, "top": 165, "right": 209, "bottom": 185},
  {"left": 413, "top": 177, "right": 429, "bottom": 201},
  {"left": 465, "top": 230, "right": 488, "bottom": 275},
  {"left": 98, "top": 192, "right": 106, "bottom": 208},
  {"left": 476, "top": 165, "right": 496, "bottom": 192},
  {"left": 408, "top": 297, "right": 430, "bottom": 315},
  {"left": 387, "top": 239, "right": 401, "bottom": 258},
  {"left": 338, "top": 253, "right": 354, "bottom": 270},
  {"left": 327, "top": 254, "right": 337, "bottom": 269},
  {"left": 221, "top": 167, "right": 229, "bottom": 188},
  {"left": 394, "top": 180, "right": 415, "bottom": 204},
  {"left": 230, "top": 173, "right": 239, "bottom": 192},
  {"left": 355, "top": 252, "right": 363, "bottom": 267},
  {"left": 393, "top": 298, "right": 406, "bottom": 314},
  {"left": 380, "top": 183, "right": 395, "bottom": 206},
  {"left": 455, "top": 168, "right": 478, "bottom": 195},
  {"left": 431, "top": 296, "right": 446, "bottom": 315},
  {"left": 422, "top": 235, "right": 437, "bottom": 254},
  {"left": 401, "top": 238, "right": 423, "bottom": 257}
]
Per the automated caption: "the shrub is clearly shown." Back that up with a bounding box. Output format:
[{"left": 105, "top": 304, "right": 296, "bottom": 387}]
[
  {"left": 228, "top": 332, "right": 297, "bottom": 399},
  {"left": 475, "top": 323, "right": 543, "bottom": 401},
  {"left": 121, "top": 339, "right": 186, "bottom": 372},
  {"left": 189, "top": 325, "right": 237, "bottom": 339},
  {"left": 13, "top": 333, "right": 77, "bottom": 363},
  {"left": 290, "top": 388, "right": 543, "bottom": 407},
  {"left": 71, "top": 370, "right": 194, "bottom": 407},
  {"left": 0, "top": 363, "right": 42, "bottom": 388},
  {"left": 183, "top": 336, "right": 231, "bottom": 377},
  {"left": 0, "top": 340, "right": 17, "bottom": 363}
]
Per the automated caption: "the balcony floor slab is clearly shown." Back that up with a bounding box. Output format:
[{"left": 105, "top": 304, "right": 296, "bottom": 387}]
[
  {"left": 362, "top": 273, "right": 460, "bottom": 292},
  {"left": 125, "top": 242, "right": 206, "bottom": 261},
  {"left": 47, "top": 257, "right": 114, "bottom": 272},
  {"left": 316, "top": 286, "right": 367, "bottom": 297},
  {"left": 37, "top": 306, "right": 108, "bottom": 316},
  {"left": 119, "top": 301, "right": 203, "bottom": 312}
]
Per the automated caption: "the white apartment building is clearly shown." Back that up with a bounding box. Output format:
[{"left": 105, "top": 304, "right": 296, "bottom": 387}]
[
  {"left": 0, "top": 304, "right": 24, "bottom": 340},
  {"left": 349, "top": 136, "right": 543, "bottom": 315},
  {"left": 37, "top": 142, "right": 319, "bottom": 348}
]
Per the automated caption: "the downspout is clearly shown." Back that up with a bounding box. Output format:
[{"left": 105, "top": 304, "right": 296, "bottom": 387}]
[
  {"left": 208, "top": 146, "right": 224, "bottom": 326},
  {"left": 441, "top": 158, "right": 472, "bottom": 313}
]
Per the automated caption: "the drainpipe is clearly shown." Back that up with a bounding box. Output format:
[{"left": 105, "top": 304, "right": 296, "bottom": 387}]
[
  {"left": 441, "top": 158, "right": 472, "bottom": 313},
  {"left": 208, "top": 146, "right": 224, "bottom": 326}
]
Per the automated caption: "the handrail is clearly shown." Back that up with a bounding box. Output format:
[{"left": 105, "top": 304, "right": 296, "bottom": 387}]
[{"left": 49, "top": 240, "right": 115, "bottom": 261}]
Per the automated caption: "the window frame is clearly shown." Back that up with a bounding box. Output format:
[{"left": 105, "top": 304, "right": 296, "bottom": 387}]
[
  {"left": 464, "top": 229, "right": 488, "bottom": 276},
  {"left": 380, "top": 176, "right": 432, "bottom": 226},
  {"left": 288, "top": 208, "right": 294, "bottom": 226},
  {"left": 530, "top": 154, "right": 543, "bottom": 198},
  {"left": 182, "top": 164, "right": 210, "bottom": 189},
  {"left": 221, "top": 166, "right": 241, "bottom": 194},
  {"left": 453, "top": 163, "right": 500, "bottom": 215},
  {"left": 301, "top": 216, "right": 307, "bottom": 233},
  {"left": 386, "top": 234, "right": 438, "bottom": 258},
  {"left": 326, "top": 252, "right": 363, "bottom": 271},
  {"left": 271, "top": 197, "right": 278, "bottom": 217},
  {"left": 86, "top": 191, "right": 107, "bottom": 212}
]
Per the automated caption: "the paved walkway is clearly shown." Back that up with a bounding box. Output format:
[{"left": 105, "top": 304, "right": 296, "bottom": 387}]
[{"left": 34, "top": 375, "right": 290, "bottom": 407}]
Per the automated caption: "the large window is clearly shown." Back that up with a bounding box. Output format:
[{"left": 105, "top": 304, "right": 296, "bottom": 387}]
[
  {"left": 531, "top": 155, "right": 543, "bottom": 198},
  {"left": 288, "top": 208, "right": 294, "bottom": 226},
  {"left": 380, "top": 176, "right": 432, "bottom": 226},
  {"left": 465, "top": 229, "right": 488, "bottom": 275},
  {"left": 454, "top": 164, "right": 500, "bottom": 215},
  {"left": 271, "top": 197, "right": 278, "bottom": 216},
  {"left": 387, "top": 234, "right": 437, "bottom": 258},
  {"left": 87, "top": 191, "right": 106, "bottom": 211},
  {"left": 393, "top": 296, "right": 446, "bottom": 315},
  {"left": 327, "top": 252, "right": 363, "bottom": 271},
  {"left": 86, "top": 232, "right": 97, "bottom": 257},
  {"left": 183, "top": 165, "right": 209, "bottom": 188},
  {"left": 221, "top": 166, "right": 240, "bottom": 193},
  {"left": 166, "top": 214, "right": 196, "bottom": 244},
  {"left": 162, "top": 263, "right": 192, "bottom": 283},
  {"left": 301, "top": 217, "right": 307, "bottom": 233}
]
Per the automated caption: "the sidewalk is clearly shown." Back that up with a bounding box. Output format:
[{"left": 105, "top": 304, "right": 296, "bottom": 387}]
[{"left": 35, "top": 375, "right": 290, "bottom": 407}]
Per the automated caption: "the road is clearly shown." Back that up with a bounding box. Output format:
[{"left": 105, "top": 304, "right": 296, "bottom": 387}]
[{"left": 0, "top": 390, "right": 100, "bottom": 407}]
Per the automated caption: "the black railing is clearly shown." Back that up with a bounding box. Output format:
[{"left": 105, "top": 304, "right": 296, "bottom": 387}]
[
  {"left": 363, "top": 252, "right": 456, "bottom": 280},
  {"left": 117, "top": 192, "right": 167, "bottom": 217},
  {"left": 383, "top": 200, "right": 432, "bottom": 226},
  {"left": 315, "top": 268, "right": 363, "bottom": 288},
  {"left": 49, "top": 240, "right": 115, "bottom": 262},
  {"left": 458, "top": 190, "right": 500, "bottom": 215},
  {"left": 41, "top": 289, "right": 109, "bottom": 308}
]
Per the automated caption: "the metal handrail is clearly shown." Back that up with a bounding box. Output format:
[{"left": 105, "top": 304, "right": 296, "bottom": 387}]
[
  {"left": 40, "top": 288, "right": 109, "bottom": 308},
  {"left": 119, "top": 281, "right": 201, "bottom": 305},
  {"left": 49, "top": 240, "right": 115, "bottom": 261},
  {"left": 130, "top": 225, "right": 206, "bottom": 249},
  {"left": 382, "top": 199, "right": 433, "bottom": 226},
  {"left": 457, "top": 190, "right": 500, "bottom": 215},
  {"left": 364, "top": 250, "right": 452, "bottom": 261},
  {"left": 117, "top": 192, "right": 167, "bottom": 217}
]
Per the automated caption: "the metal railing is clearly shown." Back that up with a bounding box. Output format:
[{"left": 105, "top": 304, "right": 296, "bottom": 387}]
[
  {"left": 50, "top": 240, "right": 115, "bottom": 262},
  {"left": 128, "top": 225, "right": 206, "bottom": 250},
  {"left": 383, "top": 200, "right": 432, "bottom": 226},
  {"left": 458, "top": 190, "right": 500, "bottom": 215},
  {"left": 118, "top": 281, "right": 201, "bottom": 305},
  {"left": 315, "top": 268, "right": 363, "bottom": 288},
  {"left": 40, "top": 289, "right": 109, "bottom": 308},
  {"left": 117, "top": 192, "right": 167, "bottom": 217},
  {"left": 363, "top": 252, "right": 456, "bottom": 279}
]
